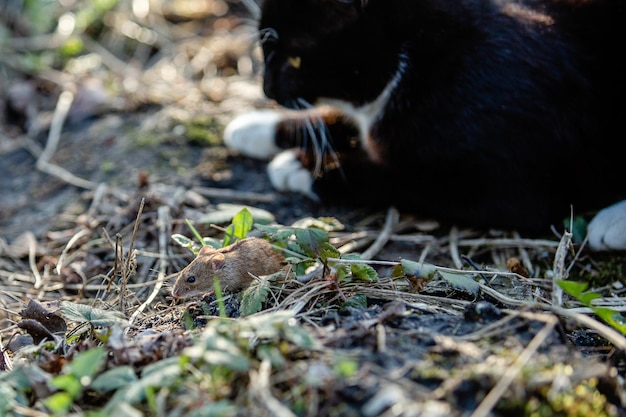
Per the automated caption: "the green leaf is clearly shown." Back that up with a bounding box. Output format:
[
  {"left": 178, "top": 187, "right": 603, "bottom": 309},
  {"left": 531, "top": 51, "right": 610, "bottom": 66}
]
[
  {"left": 202, "top": 237, "right": 222, "bottom": 249},
  {"left": 43, "top": 392, "right": 73, "bottom": 415},
  {"left": 181, "top": 309, "right": 197, "bottom": 330},
  {"left": 60, "top": 37, "right": 84, "bottom": 56},
  {"left": 223, "top": 208, "right": 254, "bottom": 245},
  {"left": 0, "top": 381, "right": 22, "bottom": 415},
  {"left": 564, "top": 215, "right": 588, "bottom": 244},
  {"left": 95, "top": 401, "right": 143, "bottom": 417},
  {"left": 556, "top": 280, "right": 589, "bottom": 297},
  {"left": 400, "top": 259, "right": 438, "bottom": 279},
  {"left": 60, "top": 302, "right": 129, "bottom": 328},
  {"left": 240, "top": 274, "right": 273, "bottom": 316},
  {"left": 171, "top": 233, "right": 194, "bottom": 249},
  {"left": 283, "top": 319, "right": 319, "bottom": 349},
  {"left": 333, "top": 357, "right": 358, "bottom": 378},
  {"left": 557, "top": 280, "right": 626, "bottom": 334},
  {"left": 592, "top": 307, "right": 626, "bottom": 334},
  {"left": 438, "top": 270, "right": 480, "bottom": 296},
  {"left": 49, "top": 374, "right": 81, "bottom": 397},
  {"left": 111, "top": 358, "right": 182, "bottom": 405},
  {"left": 293, "top": 228, "right": 329, "bottom": 257},
  {"left": 185, "top": 401, "right": 237, "bottom": 417},
  {"left": 184, "top": 330, "right": 250, "bottom": 372},
  {"left": 557, "top": 280, "right": 601, "bottom": 305},
  {"left": 91, "top": 366, "right": 137, "bottom": 391},
  {"left": 339, "top": 255, "right": 378, "bottom": 283},
  {"left": 318, "top": 242, "right": 342, "bottom": 262},
  {"left": 24, "top": 0, "right": 58, "bottom": 35},
  {"left": 74, "top": 0, "right": 120, "bottom": 31},
  {"left": 199, "top": 204, "right": 275, "bottom": 226},
  {"left": 214, "top": 277, "right": 227, "bottom": 319},
  {"left": 256, "top": 345, "right": 286, "bottom": 367},
  {"left": 401, "top": 260, "right": 479, "bottom": 295},
  {"left": 342, "top": 294, "right": 368, "bottom": 309},
  {"left": 66, "top": 347, "right": 106, "bottom": 381}
]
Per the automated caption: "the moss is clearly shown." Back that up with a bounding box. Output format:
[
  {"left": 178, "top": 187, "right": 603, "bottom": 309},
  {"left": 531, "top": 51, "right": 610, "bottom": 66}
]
[
  {"left": 573, "top": 255, "right": 626, "bottom": 288},
  {"left": 179, "top": 115, "right": 223, "bottom": 146},
  {"left": 131, "top": 130, "right": 169, "bottom": 148}
]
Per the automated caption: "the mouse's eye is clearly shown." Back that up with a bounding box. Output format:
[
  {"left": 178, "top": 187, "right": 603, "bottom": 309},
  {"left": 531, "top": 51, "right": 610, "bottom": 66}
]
[{"left": 186, "top": 275, "right": 196, "bottom": 284}]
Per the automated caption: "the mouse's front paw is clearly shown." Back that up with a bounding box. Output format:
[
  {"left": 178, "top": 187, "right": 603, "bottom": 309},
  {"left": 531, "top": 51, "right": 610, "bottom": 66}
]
[
  {"left": 268, "top": 150, "right": 318, "bottom": 200},
  {"left": 587, "top": 200, "right": 626, "bottom": 251},
  {"left": 223, "top": 110, "right": 283, "bottom": 159}
]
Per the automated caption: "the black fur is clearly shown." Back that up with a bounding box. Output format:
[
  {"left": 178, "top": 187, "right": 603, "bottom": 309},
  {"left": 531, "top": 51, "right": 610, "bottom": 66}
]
[{"left": 259, "top": 0, "right": 625, "bottom": 231}]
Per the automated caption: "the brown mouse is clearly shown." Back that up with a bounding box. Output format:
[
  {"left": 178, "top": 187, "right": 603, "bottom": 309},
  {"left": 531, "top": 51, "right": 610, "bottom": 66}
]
[{"left": 171, "top": 237, "right": 285, "bottom": 299}]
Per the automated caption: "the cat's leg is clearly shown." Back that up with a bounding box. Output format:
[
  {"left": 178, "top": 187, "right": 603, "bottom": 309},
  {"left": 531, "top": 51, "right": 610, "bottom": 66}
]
[
  {"left": 266, "top": 150, "right": 316, "bottom": 198},
  {"left": 223, "top": 110, "right": 283, "bottom": 159},
  {"left": 224, "top": 109, "right": 314, "bottom": 196},
  {"left": 587, "top": 200, "right": 626, "bottom": 251}
]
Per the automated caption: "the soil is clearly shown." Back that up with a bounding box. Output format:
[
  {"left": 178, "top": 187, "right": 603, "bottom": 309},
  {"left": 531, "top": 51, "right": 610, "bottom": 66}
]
[{"left": 1, "top": 1, "right": 625, "bottom": 416}]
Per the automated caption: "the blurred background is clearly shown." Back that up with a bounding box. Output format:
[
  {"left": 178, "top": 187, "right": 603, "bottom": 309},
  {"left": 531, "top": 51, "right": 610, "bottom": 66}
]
[{"left": 0, "top": 0, "right": 287, "bottom": 240}]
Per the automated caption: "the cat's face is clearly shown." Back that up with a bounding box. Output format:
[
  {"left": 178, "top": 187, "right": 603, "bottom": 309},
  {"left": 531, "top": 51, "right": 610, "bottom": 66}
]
[{"left": 259, "top": 0, "right": 400, "bottom": 108}]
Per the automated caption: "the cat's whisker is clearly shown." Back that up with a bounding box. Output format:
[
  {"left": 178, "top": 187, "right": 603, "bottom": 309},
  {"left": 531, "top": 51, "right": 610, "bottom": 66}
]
[
  {"left": 239, "top": 0, "right": 261, "bottom": 20},
  {"left": 295, "top": 98, "right": 343, "bottom": 179},
  {"left": 259, "top": 28, "right": 279, "bottom": 44},
  {"left": 295, "top": 98, "right": 312, "bottom": 110},
  {"left": 295, "top": 99, "right": 324, "bottom": 177},
  {"left": 235, "top": 27, "right": 267, "bottom": 44},
  {"left": 303, "top": 116, "right": 324, "bottom": 178},
  {"left": 310, "top": 111, "right": 344, "bottom": 179}
]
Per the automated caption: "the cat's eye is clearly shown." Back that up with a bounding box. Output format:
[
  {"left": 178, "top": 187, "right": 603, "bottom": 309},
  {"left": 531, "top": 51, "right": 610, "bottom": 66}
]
[
  {"left": 287, "top": 56, "right": 301, "bottom": 69},
  {"left": 186, "top": 275, "right": 196, "bottom": 284}
]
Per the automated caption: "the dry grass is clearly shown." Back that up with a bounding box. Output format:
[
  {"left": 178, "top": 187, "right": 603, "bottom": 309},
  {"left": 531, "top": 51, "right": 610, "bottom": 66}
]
[{"left": 1, "top": 1, "right": 625, "bottom": 416}]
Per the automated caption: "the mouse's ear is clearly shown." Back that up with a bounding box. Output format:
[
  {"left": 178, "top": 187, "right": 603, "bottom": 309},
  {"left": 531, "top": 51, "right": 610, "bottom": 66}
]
[
  {"left": 210, "top": 253, "right": 226, "bottom": 269},
  {"left": 198, "top": 245, "right": 217, "bottom": 256}
]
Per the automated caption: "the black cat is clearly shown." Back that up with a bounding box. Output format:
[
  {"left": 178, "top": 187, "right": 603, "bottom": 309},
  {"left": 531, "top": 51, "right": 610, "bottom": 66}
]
[{"left": 225, "top": 0, "right": 626, "bottom": 250}]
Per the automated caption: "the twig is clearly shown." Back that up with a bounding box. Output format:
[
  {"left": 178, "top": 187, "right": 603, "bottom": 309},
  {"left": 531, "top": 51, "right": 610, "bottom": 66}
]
[
  {"left": 512, "top": 231, "right": 534, "bottom": 275},
  {"left": 27, "top": 233, "right": 42, "bottom": 290},
  {"left": 360, "top": 206, "right": 398, "bottom": 260},
  {"left": 470, "top": 315, "right": 558, "bottom": 417},
  {"left": 129, "top": 206, "right": 172, "bottom": 326},
  {"left": 192, "top": 186, "right": 276, "bottom": 203},
  {"left": 120, "top": 198, "right": 145, "bottom": 313},
  {"left": 56, "top": 228, "right": 92, "bottom": 275},
  {"left": 456, "top": 237, "right": 560, "bottom": 248},
  {"left": 448, "top": 226, "right": 464, "bottom": 269},
  {"left": 477, "top": 282, "right": 531, "bottom": 307},
  {"left": 249, "top": 359, "right": 297, "bottom": 417},
  {"left": 552, "top": 228, "right": 573, "bottom": 306},
  {"left": 551, "top": 305, "right": 626, "bottom": 350},
  {"left": 35, "top": 90, "right": 96, "bottom": 190}
]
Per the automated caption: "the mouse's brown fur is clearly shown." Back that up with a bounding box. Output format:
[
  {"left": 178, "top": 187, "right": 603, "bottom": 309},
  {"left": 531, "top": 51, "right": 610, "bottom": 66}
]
[{"left": 171, "top": 237, "right": 285, "bottom": 299}]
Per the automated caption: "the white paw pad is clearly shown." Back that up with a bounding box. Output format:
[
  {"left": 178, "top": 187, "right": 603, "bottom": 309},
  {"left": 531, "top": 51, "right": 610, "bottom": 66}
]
[
  {"left": 268, "top": 150, "right": 317, "bottom": 200},
  {"left": 587, "top": 200, "right": 626, "bottom": 251},
  {"left": 223, "top": 110, "right": 282, "bottom": 159}
]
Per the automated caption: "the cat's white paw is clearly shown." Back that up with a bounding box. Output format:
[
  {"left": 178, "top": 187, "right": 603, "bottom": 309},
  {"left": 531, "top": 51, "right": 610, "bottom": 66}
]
[
  {"left": 268, "top": 150, "right": 318, "bottom": 200},
  {"left": 587, "top": 200, "right": 626, "bottom": 251},
  {"left": 223, "top": 110, "right": 283, "bottom": 159}
]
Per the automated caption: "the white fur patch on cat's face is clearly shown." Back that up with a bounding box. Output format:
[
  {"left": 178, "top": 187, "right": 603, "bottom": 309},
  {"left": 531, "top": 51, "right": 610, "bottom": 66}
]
[
  {"left": 223, "top": 110, "right": 283, "bottom": 159},
  {"left": 587, "top": 199, "right": 626, "bottom": 251},
  {"left": 267, "top": 150, "right": 317, "bottom": 199}
]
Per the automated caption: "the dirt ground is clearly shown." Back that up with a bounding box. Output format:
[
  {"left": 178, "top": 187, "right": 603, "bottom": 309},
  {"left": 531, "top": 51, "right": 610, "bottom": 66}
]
[{"left": 1, "top": 1, "right": 625, "bottom": 416}]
